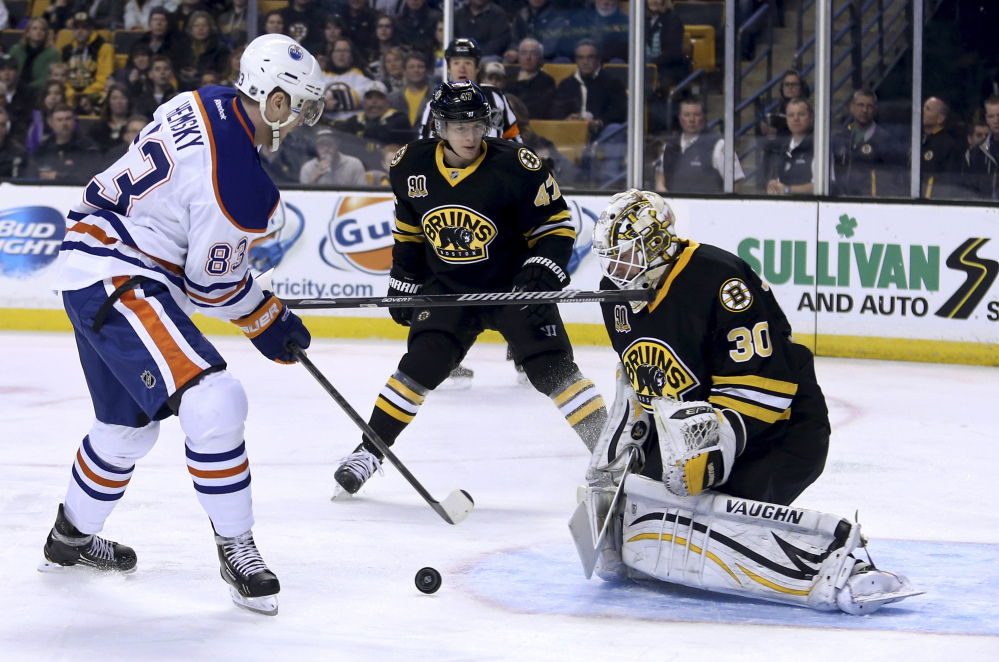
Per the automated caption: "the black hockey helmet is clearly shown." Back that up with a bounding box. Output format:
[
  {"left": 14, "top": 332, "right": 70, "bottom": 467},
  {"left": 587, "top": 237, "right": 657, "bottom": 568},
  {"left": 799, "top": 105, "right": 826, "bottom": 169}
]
[
  {"left": 430, "top": 80, "right": 491, "bottom": 123},
  {"left": 444, "top": 37, "right": 481, "bottom": 64}
]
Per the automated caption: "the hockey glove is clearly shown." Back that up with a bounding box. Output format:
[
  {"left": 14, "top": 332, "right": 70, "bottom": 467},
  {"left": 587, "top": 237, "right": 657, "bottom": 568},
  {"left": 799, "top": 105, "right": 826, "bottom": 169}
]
[
  {"left": 233, "top": 291, "right": 311, "bottom": 364},
  {"left": 512, "top": 256, "right": 569, "bottom": 326},
  {"left": 387, "top": 266, "right": 423, "bottom": 326},
  {"left": 651, "top": 399, "right": 746, "bottom": 497}
]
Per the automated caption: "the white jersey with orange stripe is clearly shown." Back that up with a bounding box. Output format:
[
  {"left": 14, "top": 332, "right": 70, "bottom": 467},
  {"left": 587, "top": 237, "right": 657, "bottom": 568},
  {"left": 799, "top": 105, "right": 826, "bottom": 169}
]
[
  {"left": 52, "top": 86, "right": 281, "bottom": 321},
  {"left": 417, "top": 83, "right": 522, "bottom": 142}
]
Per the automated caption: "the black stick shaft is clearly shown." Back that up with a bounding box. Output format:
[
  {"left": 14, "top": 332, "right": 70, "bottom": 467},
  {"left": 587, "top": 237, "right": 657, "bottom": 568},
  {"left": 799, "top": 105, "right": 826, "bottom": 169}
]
[
  {"left": 284, "top": 288, "right": 653, "bottom": 310},
  {"left": 290, "top": 344, "right": 470, "bottom": 525}
]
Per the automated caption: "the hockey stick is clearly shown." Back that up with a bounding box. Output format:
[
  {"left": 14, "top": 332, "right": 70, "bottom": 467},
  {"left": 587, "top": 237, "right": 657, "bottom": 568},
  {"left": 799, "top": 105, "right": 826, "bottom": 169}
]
[
  {"left": 569, "top": 447, "right": 639, "bottom": 579},
  {"left": 283, "top": 288, "right": 655, "bottom": 310},
  {"left": 289, "top": 344, "right": 474, "bottom": 525}
]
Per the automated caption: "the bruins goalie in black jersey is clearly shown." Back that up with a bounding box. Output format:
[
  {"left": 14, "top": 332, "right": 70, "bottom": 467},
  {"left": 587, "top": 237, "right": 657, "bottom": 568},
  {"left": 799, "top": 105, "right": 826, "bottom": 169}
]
[
  {"left": 332, "top": 81, "right": 607, "bottom": 496},
  {"left": 570, "top": 189, "right": 921, "bottom": 615}
]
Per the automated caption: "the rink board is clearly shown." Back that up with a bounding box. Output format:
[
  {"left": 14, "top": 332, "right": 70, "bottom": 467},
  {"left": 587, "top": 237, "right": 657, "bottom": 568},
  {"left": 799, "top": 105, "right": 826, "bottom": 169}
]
[
  {"left": 461, "top": 540, "right": 999, "bottom": 636},
  {"left": 1, "top": 183, "right": 997, "bottom": 364}
]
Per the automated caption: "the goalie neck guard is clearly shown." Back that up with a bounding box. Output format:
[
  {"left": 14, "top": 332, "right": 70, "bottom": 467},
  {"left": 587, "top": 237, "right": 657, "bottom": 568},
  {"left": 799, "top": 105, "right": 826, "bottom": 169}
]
[
  {"left": 592, "top": 189, "right": 681, "bottom": 311},
  {"left": 237, "top": 34, "right": 325, "bottom": 152}
]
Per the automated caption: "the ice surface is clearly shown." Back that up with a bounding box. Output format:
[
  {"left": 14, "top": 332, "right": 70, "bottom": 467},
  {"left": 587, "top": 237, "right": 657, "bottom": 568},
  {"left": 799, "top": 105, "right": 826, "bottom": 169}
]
[{"left": 2, "top": 331, "right": 997, "bottom": 661}]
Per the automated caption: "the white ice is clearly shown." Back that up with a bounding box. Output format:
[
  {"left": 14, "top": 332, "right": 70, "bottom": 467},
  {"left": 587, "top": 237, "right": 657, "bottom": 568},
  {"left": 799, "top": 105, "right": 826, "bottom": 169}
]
[{"left": 1, "top": 330, "right": 997, "bottom": 661}]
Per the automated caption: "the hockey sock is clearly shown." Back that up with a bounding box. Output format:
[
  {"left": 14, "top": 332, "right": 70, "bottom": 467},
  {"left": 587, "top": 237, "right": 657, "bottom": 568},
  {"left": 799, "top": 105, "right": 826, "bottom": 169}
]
[
  {"left": 523, "top": 353, "right": 607, "bottom": 451},
  {"left": 64, "top": 435, "right": 135, "bottom": 535},
  {"left": 365, "top": 371, "right": 429, "bottom": 454}
]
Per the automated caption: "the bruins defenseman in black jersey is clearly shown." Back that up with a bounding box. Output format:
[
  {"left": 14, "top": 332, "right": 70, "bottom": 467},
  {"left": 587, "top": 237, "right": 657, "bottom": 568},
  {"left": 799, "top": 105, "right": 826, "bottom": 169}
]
[
  {"left": 332, "top": 81, "right": 607, "bottom": 496},
  {"left": 590, "top": 189, "right": 829, "bottom": 506}
]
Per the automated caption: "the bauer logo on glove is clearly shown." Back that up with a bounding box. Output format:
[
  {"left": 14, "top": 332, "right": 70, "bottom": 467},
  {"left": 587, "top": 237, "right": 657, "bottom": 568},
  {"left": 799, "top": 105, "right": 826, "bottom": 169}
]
[{"left": 651, "top": 398, "right": 746, "bottom": 497}]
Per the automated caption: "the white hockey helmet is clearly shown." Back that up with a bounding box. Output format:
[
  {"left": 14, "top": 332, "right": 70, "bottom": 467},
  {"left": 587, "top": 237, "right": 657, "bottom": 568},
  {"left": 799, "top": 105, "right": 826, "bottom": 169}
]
[
  {"left": 237, "top": 34, "right": 325, "bottom": 151},
  {"left": 592, "top": 189, "right": 681, "bottom": 309}
]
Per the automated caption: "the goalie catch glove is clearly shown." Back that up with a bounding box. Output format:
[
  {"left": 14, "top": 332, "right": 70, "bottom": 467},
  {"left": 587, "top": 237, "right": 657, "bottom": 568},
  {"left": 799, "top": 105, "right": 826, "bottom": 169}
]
[
  {"left": 586, "top": 364, "right": 652, "bottom": 486},
  {"left": 651, "top": 399, "right": 747, "bottom": 497},
  {"left": 387, "top": 265, "right": 423, "bottom": 326},
  {"left": 512, "top": 256, "right": 568, "bottom": 326}
]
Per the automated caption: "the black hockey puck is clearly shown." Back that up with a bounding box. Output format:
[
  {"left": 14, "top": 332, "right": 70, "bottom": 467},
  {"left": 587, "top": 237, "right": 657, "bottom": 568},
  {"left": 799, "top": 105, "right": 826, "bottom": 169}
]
[{"left": 415, "top": 567, "right": 442, "bottom": 594}]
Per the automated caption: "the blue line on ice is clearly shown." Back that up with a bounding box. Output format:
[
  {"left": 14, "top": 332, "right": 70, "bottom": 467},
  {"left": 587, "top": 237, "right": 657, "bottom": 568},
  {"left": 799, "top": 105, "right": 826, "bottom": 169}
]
[{"left": 460, "top": 540, "right": 999, "bottom": 635}]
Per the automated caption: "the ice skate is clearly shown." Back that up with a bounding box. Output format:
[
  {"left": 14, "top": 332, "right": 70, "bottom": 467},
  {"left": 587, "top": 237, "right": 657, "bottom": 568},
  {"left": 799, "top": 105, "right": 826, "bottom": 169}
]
[
  {"left": 836, "top": 561, "right": 924, "bottom": 615},
  {"left": 216, "top": 529, "right": 280, "bottom": 616},
  {"left": 39, "top": 503, "right": 137, "bottom": 574},
  {"left": 507, "top": 345, "right": 530, "bottom": 387},
  {"left": 332, "top": 446, "right": 384, "bottom": 498},
  {"left": 438, "top": 364, "right": 473, "bottom": 390}
]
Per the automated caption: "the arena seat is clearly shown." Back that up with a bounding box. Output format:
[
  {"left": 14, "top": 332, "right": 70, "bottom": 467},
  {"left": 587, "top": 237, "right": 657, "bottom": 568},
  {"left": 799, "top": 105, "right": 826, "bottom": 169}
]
[
  {"left": 685, "top": 25, "right": 716, "bottom": 73},
  {"left": 530, "top": 119, "right": 589, "bottom": 164},
  {"left": 542, "top": 63, "right": 577, "bottom": 87}
]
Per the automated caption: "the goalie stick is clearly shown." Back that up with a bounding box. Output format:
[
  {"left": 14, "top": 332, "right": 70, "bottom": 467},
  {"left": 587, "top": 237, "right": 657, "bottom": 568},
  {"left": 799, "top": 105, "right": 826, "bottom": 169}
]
[
  {"left": 283, "top": 288, "right": 656, "bottom": 310},
  {"left": 290, "top": 344, "right": 474, "bottom": 525},
  {"left": 569, "top": 447, "right": 640, "bottom": 579}
]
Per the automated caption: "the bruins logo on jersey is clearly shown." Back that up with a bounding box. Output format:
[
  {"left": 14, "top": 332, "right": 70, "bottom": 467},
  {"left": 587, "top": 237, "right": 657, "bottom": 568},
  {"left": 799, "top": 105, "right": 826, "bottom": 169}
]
[
  {"left": 391, "top": 145, "right": 407, "bottom": 167},
  {"left": 621, "top": 338, "right": 699, "bottom": 410},
  {"left": 518, "top": 148, "right": 542, "bottom": 171},
  {"left": 422, "top": 205, "right": 497, "bottom": 262},
  {"left": 720, "top": 278, "right": 753, "bottom": 312}
]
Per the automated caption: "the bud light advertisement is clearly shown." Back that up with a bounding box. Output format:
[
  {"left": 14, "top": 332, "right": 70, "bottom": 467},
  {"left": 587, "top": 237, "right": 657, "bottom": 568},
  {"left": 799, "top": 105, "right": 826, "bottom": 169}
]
[{"left": 0, "top": 206, "right": 66, "bottom": 277}]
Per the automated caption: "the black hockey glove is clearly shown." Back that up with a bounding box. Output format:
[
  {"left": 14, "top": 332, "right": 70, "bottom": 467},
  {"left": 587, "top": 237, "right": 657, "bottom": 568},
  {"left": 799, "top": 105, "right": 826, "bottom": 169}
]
[
  {"left": 512, "top": 256, "right": 569, "bottom": 326},
  {"left": 233, "top": 291, "right": 311, "bottom": 364},
  {"left": 387, "top": 265, "right": 423, "bottom": 326}
]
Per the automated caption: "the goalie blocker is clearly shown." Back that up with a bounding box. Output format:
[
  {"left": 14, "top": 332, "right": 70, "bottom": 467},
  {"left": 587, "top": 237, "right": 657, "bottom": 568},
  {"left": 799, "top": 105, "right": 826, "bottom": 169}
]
[{"left": 570, "top": 475, "right": 922, "bottom": 615}]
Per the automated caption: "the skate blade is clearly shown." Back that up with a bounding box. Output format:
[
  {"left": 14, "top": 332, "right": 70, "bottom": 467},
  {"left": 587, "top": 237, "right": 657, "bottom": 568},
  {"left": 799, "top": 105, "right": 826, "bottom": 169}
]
[
  {"left": 331, "top": 483, "right": 355, "bottom": 501},
  {"left": 37, "top": 559, "right": 137, "bottom": 575},
  {"left": 854, "top": 589, "right": 925, "bottom": 604},
  {"left": 229, "top": 586, "right": 278, "bottom": 616},
  {"left": 437, "top": 376, "right": 472, "bottom": 391}
]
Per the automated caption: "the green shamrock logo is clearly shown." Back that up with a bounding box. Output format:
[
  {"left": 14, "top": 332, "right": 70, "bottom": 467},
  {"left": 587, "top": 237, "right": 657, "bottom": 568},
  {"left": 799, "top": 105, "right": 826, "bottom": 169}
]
[{"left": 836, "top": 214, "right": 858, "bottom": 238}]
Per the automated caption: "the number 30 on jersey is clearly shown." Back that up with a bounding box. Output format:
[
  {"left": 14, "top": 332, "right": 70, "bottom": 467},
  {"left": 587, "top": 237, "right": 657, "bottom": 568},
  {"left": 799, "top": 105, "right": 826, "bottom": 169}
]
[{"left": 727, "top": 322, "right": 772, "bottom": 362}]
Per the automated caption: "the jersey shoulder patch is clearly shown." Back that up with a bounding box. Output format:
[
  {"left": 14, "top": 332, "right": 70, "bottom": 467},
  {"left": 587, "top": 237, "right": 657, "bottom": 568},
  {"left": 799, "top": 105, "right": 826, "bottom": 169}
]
[
  {"left": 390, "top": 144, "right": 407, "bottom": 168},
  {"left": 719, "top": 278, "right": 754, "bottom": 312},
  {"left": 517, "top": 147, "right": 542, "bottom": 171}
]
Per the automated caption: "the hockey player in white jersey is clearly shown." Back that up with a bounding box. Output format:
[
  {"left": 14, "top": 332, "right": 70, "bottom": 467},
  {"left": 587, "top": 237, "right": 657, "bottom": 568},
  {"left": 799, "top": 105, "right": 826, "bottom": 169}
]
[
  {"left": 569, "top": 190, "right": 922, "bottom": 616},
  {"left": 39, "top": 34, "right": 325, "bottom": 616}
]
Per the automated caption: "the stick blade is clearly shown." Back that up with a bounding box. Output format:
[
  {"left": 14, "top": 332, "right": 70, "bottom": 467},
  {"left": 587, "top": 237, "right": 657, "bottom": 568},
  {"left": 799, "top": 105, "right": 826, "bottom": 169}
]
[{"left": 435, "top": 489, "right": 474, "bottom": 525}]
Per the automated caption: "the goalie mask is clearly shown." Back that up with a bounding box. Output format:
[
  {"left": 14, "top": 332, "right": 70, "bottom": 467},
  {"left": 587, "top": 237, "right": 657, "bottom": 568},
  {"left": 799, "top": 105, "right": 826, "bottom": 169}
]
[
  {"left": 429, "top": 80, "right": 498, "bottom": 138},
  {"left": 592, "top": 189, "right": 680, "bottom": 310},
  {"left": 237, "top": 34, "right": 325, "bottom": 152}
]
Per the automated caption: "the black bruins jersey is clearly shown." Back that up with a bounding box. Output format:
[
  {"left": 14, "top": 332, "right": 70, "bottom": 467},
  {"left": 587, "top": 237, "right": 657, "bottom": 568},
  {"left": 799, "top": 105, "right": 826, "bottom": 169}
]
[
  {"left": 600, "top": 241, "right": 827, "bottom": 446},
  {"left": 389, "top": 137, "right": 574, "bottom": 292}
]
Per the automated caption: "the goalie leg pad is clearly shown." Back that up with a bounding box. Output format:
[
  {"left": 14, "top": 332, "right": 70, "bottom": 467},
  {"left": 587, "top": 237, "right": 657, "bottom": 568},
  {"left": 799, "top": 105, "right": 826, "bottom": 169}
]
[
  {"left": 651, "top": 399, "right": 745, "bottom": 497},
  {"left": 586, "top": 364, "right": 652, "bottom": 485}
]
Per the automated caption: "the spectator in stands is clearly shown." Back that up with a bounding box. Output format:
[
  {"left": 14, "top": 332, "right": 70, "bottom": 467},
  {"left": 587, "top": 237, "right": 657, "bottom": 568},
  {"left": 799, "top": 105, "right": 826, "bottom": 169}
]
[
  {"left": 322, "top": 37, "right": 375, "bottom": 122},
  {"left": 483, "top": 61, "right": 506, "bottom": 89},
  {"left": 27, "top": 102, "right": 99, "bottom": 180},
  {"left": 396, "top": 0, "right": 441, "bottom": 54},
  {"left": 967, "top": 120, "right": 989, "bottom": 152},
  {"left": 756, "top": 69, "right": 809, "bottom": 189},
  {"left": 0, "top": 106, "right": 28, "bottom": 178},
  {"left": 364, "top": 141, "right": 401, "bottom": 187},
  {"left": 563, "top": 0, "right": 628, "bottom": 64},
  {"left": 87, "top": 0, "right": 128, "bottom": 30},
  {"left": 342, "top": 0, "right": 380, "bottom": 61},
  {"left": 506, "top": 0, "right": 572, "bottom": 64},
  {"left": 655, "top": 97, "right": 745, "bottom": 193},
  {"left": 299, "top": 128, "right": 366, "bottom": 186},
  {"left": 47, "top": 61, "right": 70, "bottom": 85},
  {"left": 830, "top": 89, "right": 904, "bottom": 197},
  {"left": 375, "top": 47, "right": 405, "bottom": 93},
  {"left": 138, "top": 8, "right": 192, "bottom": 74},
  {"left": 219, "top": 46, "right": 241, "bottom": 86},
  {"left": 9, "top": 18, "right": 63, "bottom": 91},
  {"left": 368, "top": 15, "right": 400, "bottom": 68},
  {"left": 24, "top": 80, "right": 67, "bottom": 150},
  {"left": 62, "top": 12, "right": 116, "bottom": 114},
  {"left": 388, "top": 51, "right": 434, "bottom": 129},
  {"left": 112, "top": 42, "right": 152, "bottom": 91},
  {"left": 317, "top": 15, "right": 345, "bottom": 70},
  {"left": 506, "top": 37, "right": 556, "bottom": 120},
  {"left": 552, "top": 40, "right": 626, "bottom": 138},
  {"left": 0, "top": 57, "right": 34, "bottom": 127},
  {"left": 42, "top": 0, "right": 77, "bottom": 31},
  {"left": 124, "top": 0, "right": 179, "bottom": 31},
  {"left": 262, "top": 11, "right": 284, "bottom": 35},
  {"left": 97, "top": 113, "right": 149, "bottom": 167},
  {"left": 131, "top": 53, "right": 177, "bottom": 117},
  {"left": 87, "top": 83, "right": 132, "bottom": 152},
  {"left": 217, "top": 0, "right": 248, "bottom": 49},
  {"left": 765, "top": 97, "right": 815, "bottom": 196},
  {"left": 171, "top": 0, "right": 209, "bottom": 34},
  {"left": 258, "top": 129, "right": 309, "bottom": 184},
  {"left": 334, "top": 80, "right": 413, "bottom": 145},
  {"left": 455, "top": 0, "right": 511, "bottom": 60},
  {"left": 646, "top": 0, "right": 687, "bottom": 89},
  {"left": 373, "top": 0, "right": 404, "bottom": 17},
  {"left": 963, "top": 95, "right": 999, "bottom": 200},
  {"left": 177, "top": 11, "right": 230, "bottom": 90},
  {"left": 0, "top": 0, "right": 8, "bottom": 31},
  {"left": 280, "top": 0, "right": 325, "bottom": 55},
  {"left": 919, "top": 96, "right": 963, "bottom": 199},
  {"left": 431, "top": 19, "right": 445, "bottom": 76}
]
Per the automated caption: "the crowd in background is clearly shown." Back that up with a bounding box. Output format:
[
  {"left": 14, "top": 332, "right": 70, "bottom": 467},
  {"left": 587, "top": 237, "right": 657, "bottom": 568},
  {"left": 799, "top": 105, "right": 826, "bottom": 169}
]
[{"left": 0, "top": 0, "right": 996, "bottom": 200}]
